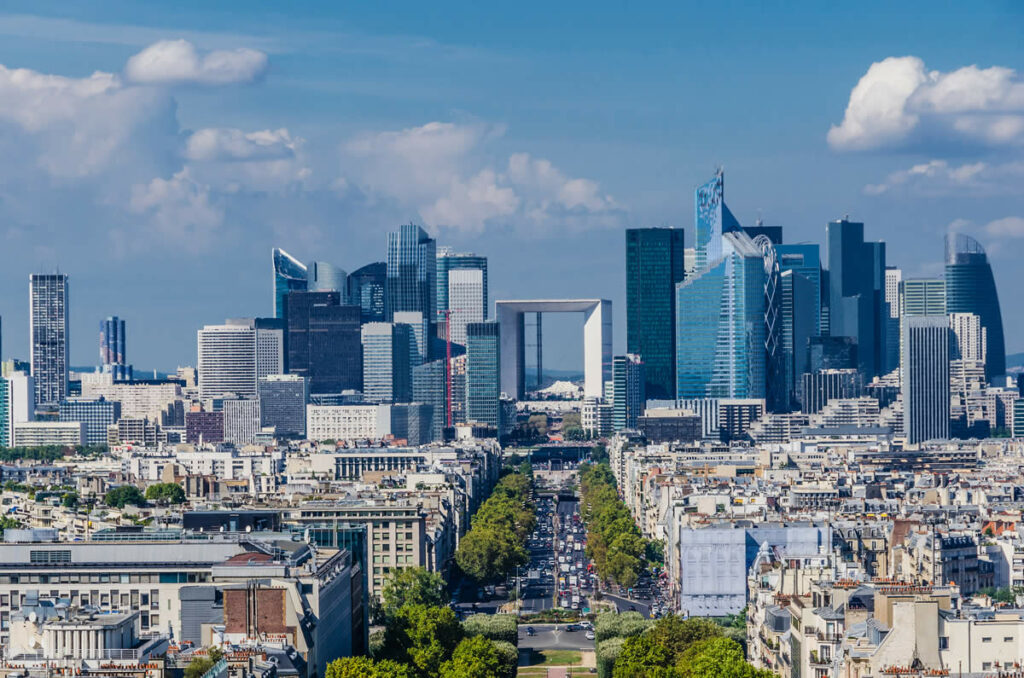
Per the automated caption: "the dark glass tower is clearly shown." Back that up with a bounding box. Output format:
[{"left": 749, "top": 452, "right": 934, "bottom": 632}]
[
  {"left": 824, "top": 219, "right": 887, "bottom": 379},
  {"left": 347, "top": 262, "right": 387, "bottom": 323},
  {"left": 285, "top": 290, "right": 362, "bottom": 394},
  {"left": 625, "top": 228, "right": 685, "bottom": 400},
  {"left": 99, "top": 316, "right": 131, "bottom": 381},
  {"left": 945, "top": 233, "right": 1005, "bottom": 381},
  {"left": 386, "top": 224, "right": 436, "bottom": 324},
  {"left": 466, "top": 321, "right": 500, "bottom": 428},
  {"left": 273, "top": 248, "right": 308, "bottom": 319}
]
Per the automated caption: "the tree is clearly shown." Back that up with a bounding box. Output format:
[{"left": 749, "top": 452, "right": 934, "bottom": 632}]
[
  {"left": 612, "top": 634, "right": 677, "bottom": 678},
  {"left": 0, "top": 517, "right": 22, "bottom": 538},
  {"left": 326, "top": 657, "right": 414, "bottom": 678},
  {"left": 380, "top": 604, "right": 464, "bottom": 678},
  {"left": 380, "top": 567, "right": 447, "bottom": 619},
  {"left": 144, "top": 482, "right": 185, "bottom": 504},
  {"left": 183, "top": 657, "right": 215, "bottom": 678},
  {"left": 104, "top": 485, "right": 145, "bottom": 508},
  {"left": 440, "top": 636, "right": 509, "bottom": 678},
  {"left": 462, "top": 613, "right": 518, "bottom": 646},
  {"left": 676, "top": 638, "right": 773, "bottom": 678},
  {"left": 456, "top": 526, "right": 527, "bottom": 583},
  {"left": 647, "top": 616, "right": 723, "bottom": 660},
  {"left": 61, "top": 491, "right": 79, "bottom": 509}
]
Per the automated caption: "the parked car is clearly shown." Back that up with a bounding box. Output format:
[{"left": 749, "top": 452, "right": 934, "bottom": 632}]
[
  {"left": 526, "top": 627, "right": 536, "bottom": 636},
  {"left": 585, "top": 630, "right": 596, "bottom": 640}
]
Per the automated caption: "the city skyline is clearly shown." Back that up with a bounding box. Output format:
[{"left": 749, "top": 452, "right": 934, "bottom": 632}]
[{"left": 0, "top": 2, "right": 1021, "bottom": 372}]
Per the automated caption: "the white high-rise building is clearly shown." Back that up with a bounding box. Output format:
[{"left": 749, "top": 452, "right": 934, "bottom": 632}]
[
  {"left": 29, "top": 274, "right": 69, "bottom": 410},
  {"left": 198, "top": 319, "right": 283, "bottom": 400},
  {"left": 902, "top": 315, "right": 950, "bottom": 444},
  {"left": 448, "top": 268, "right": 485, "bottom": 347},
  {"left": 223, "top": 398, "right": 261, "bottom": 445},
  {"left": 949, "top": 312, "right": 987, "bottom": 365}
]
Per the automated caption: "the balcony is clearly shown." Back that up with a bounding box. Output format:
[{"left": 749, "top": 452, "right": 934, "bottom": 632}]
[{"left": 816, "top": 630, "right": 843, "bottom": 643}]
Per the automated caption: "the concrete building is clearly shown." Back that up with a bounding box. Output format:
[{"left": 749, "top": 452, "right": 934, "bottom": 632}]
[
  {"left": 59, "top": 398, "right": 122, "bottom": 446},
  {"left": 29, "top": 273, "right": 70, "bottom": 409},
  {"left": 902, "top": 315, "right": 950, "bottom": 444},
  {"left": 223, "top": 398, "right": 261, "bottom": 445},
  {"left": 258, "top": 374, "right": 308, "bottom": 438},
  {"left": 12, "top": 420, "right": 84, "bottom": 446}
]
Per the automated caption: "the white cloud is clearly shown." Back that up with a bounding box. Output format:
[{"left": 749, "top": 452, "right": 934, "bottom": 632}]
[
  {"left": 342, "top": 122, "right": 623, "bottom": 233},
  {"left": 185, "top": 127, "right": 311, "bottom": 192},
  {"left": 985, "top": 216, "right": 1024, "bottom": 238},
  {"left": 864, "top": 159, "right": 1024, "bottom": 196},
  {"left": 185, "top": 127, "right": 298, "bottom": 161},
  {"left": 829, "top": 56, "right": 1024, "bottom": 151},
  {"left": 124, "top": 39, "right": 268, "bottom": 85},
  {"left": 128, "top": 170, "right": 224, "bottom": 251}
]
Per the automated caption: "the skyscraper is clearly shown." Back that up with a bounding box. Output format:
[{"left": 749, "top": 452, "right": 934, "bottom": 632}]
[
  {"left": 447, "top": 268, "right": 485, "bottom": 347},
  {"left": 676, "top": 230, "right": 766, "bottom": 400},
  {"left": 776, "top": 244, "right": 821, "bottom": 408},
  {"left": 258, "top": 374, "right": 308, "bottom": 438},
  {"left": 285, "top": 291, "right": 362, "bottom": 394},
  {"left": 902, "top": 315, "right": 950, "bottom": 444},
  {"left": 823, "top": 218, "right": 887, "bottom": 379},
  {"left": 611, "top": 354, "right": 645, "bottom": 431},
  {"left": 394, "top": 311, "right": 428, "bottom": 367},
  {"left": 412, "top": 358, "right": 447, "bottom": 441},
  {"left": 694, "top": 169, "right": 741, "bottom": 270},
  {"left": 900, "top": 278, "right": 946, "bottom": 317},
  {"left": 30, "top": 273, "right": 69, "bottom": 410},
  {"left": 465, "top": 321, "right": 500, "bottom": 428},
  {"left": 347, "top": 262, "right": 387, "bottom": 323},
  {"left": 945, "top": 233, "right": 1005, "bottom": 382},
  {"left": 437, "top": 248, "right": 488, "bottom": 320},
  {"left": 99, "top": 316, "right": 130, "bottom": 380},
  {"left": 308, "top": 261, "right": 347, "bottom": 294},
  {"left": 625, "top": 228, "right": 685, "bottom": 400},
  {"left": 197, "top": 323, "right": 261, "bottom": 400},
  {"left": 948, "top": 312, "right": 986, "bottom": 364},
  {"left": 884, "top": 266, "right": 902, "bottom": 375},
  {"left": 361, "top": 322, "right": 413, "bottom": 403},
  {"left": 387, "top": 224, "right": 436, "bottom": 325},
  {"left": 272, "top": 248, "right": 308, "bottom": 319}
]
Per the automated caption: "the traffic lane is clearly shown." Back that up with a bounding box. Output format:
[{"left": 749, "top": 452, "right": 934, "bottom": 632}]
[
  {"left": 519, "top": 624, "right": 595, "bottom": 651},
  {"left": 600, "top": 592, "right": 652, "bottom": 618}
]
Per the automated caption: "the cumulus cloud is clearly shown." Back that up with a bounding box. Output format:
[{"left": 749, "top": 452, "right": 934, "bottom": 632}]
[
  {"left": 864, "top": 159, "right": 1024, "bottom": 196},
  {"left": 829, "top": 56, "right": 1024, "bottom": 151},
  {"left": 124, "top": 39, "right": 268, "bottom": 85},
  {"left": 343, "top": 121, "right": 623, "bottom": 233},
  {"left": 185, "top": 127, "right": 311, "bottom": 191},
  {"left": 985, "top": 216, "right": 1024, "bottom": 238},
  {"left": 185, "top": 127, "right": 298, "bottom": 162},
  {"left": 129, "top": 170, "right": 224, "bottom": 251}
]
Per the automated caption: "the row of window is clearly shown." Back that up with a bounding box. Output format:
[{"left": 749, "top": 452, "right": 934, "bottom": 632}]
[
  {"left": 1, "top": 590, "right": 161, "bottom": 609},
  {"left": 0, "top": 572, "right": 208, "bottom": 584}
]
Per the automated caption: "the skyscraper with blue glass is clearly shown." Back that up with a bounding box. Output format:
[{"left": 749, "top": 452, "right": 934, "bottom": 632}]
[
  {"left": 945, "top": 233, "right": 1005, "bottom": 382},
  {"left": 272, "top": 248, "right": 308, "bottom": 319},
  {"left": 387, "top": 224, "right": 437, "bottom": 327},
  {"left": 437, "top": 248, "right": 488, "bottom": 319},
  {"left": 347, "top": 262, "right": 387, "bottom": 323},
  {"left": 694, "top": 169, "right": 741, "bottom": 270},
  {"left": 626, "top": 228, "right": 685, "bottom": 400},
  {"left": 466, "top": 321, "right": 500, "bottom": 428},
  {"left": 676, "top": 230, "right": 766, "bottom": 400},
  {"left": 776, "top": 244, "right": 822, "bottom": 408}
]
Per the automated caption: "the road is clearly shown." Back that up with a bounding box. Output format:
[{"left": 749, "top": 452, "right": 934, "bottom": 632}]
[
  {"left": 518, "top": 623, "right": 596, "bottom": 651},
  {"left": 600, "top": 592, "right": 653, "bottom": 618}
]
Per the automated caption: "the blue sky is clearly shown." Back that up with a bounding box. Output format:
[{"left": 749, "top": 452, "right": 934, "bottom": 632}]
[{"left": 0, "top": 1, "right": 1021, "bottom": 371}]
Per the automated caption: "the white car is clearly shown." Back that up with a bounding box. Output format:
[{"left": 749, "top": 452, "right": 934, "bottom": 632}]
[{"left": 585, "top": 630, "right": 596, "bottom": 640}]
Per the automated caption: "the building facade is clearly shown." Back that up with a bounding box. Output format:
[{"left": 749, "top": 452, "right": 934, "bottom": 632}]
[
  {"left": 30, "top": 273, "right": 70, "bottom": 410},
  {"left": 272, "top": 248, "right": 307, "bottom": 319},
  {"left": 258, "top": 374, "right": 308, "bottom": 438},
  {"left": 285, "top": 291, "right": 362, "bottom": 394},
  {"left": 902, "top": 315, "right": 951, "bottom": 444},
  {"left": 945, "top": 232, "right": 1005, "bottom": 381},
  {"left": 466, "top": 321, "right": 500, "bottom": 428}
]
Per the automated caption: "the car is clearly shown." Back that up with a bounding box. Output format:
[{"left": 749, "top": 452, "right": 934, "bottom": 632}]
[
  {"left": 585, "top": 630, "right": 596, "bottom": 640},
  {"left": 564, "top": 623, "right": 580, "bottom": 632},
  {"left": 526, "top": 627, "right": 536, "bottom": 636}
]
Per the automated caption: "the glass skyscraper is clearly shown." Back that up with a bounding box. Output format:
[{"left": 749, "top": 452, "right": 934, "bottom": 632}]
[
  {"left": 902, "top": 315, "right": 950, "bottom": 444},
  {"left": 308, "top": 261, "right": 347, "bottom": 294},
  {"left": 776, "top": 244, "right": 822, "bottom": 409},
  {"left": 412, "top": 358, "right": 447, "bottom": 441},
  {"left": 258, "top": 374, "right": 309, "bottom": 438},
  {"left": 361, "top": 322, "right": 413, "bottom": 403},
  {"left": 625, "top": 228, "right": 685, "bottom": 400},
  {"left": 99, "top": 316, "right": 131, "bottom": 381},
  {"left": 465, "top": 321, "right": 500, "bottom": 428},
  {"left": 347, "top": 262, "right": 387, "bottom": 323},
  {"left": 387, "top": 224, "right": 436, "bottom": 325},
  {"left": 824, "top": 218, "right": 887, "bottom": 379},
  {"left": 30, "top": 273, "right": 69, "bottom": 410},
  {"left": 611, "top": 354, "right": 645, "bottom": 431},
  {"left": 676, "top": 231, "right": 766, "bottom": 400},
  {"left": 694, "top": 169, "right": 741, "bottom": 270},
  {"left": 272, "top": 248, "right": 308, "bottom": 319},
  {"left": 285, "top": 291, "right": 363, "bottom": 394},
  {"left": 436, "top": 248, "right": 488, "bottom": 319},
  {"left": 945, "top": 233, "right": 1005, "bottom": 381}
]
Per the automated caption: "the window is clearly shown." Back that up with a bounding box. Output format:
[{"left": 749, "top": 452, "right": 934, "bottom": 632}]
[
  {"left": 29, "top": 550, "right": 71, "bottom": 564},
  {"left": 1005, "top": 637, "right": 1014, "bottom": 642},
  {"left": 140, "top": 594, "right": 149, "bottom": 606},
  {"left": 939, "top": 637, "right": 948, "bottom": 649},
  {"left": 982, "top": 637, "right": 991, "bottom": 643}
]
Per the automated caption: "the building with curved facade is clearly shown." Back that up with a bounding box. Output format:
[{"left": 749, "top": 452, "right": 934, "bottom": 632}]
[
  {"left": 272, "top": 248, "right": 308, "bottom": 319},
  {"left": 945, "top": 233, "right": 1005, "bottom": 382}
]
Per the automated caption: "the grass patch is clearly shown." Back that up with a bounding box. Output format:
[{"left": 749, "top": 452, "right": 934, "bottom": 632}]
[
  {"left": 531, "top": 650, "right": 582, "bottom": 666},
  {"left": 516, "top": 669, "right": 549, "bottom": 676}
]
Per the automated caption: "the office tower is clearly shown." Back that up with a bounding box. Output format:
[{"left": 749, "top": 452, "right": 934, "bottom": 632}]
[
  {"left": 29, "top": 273, "right": 70, "bottom": 409},
  {"left": 800, "top": 369, "right": 864, "bottom": 414},
  {"left": 258, "top": 374, "right": 308, "bottom": 438},
  {"left": 447, "top": 268, "right": 485, "bottom": 347},
  {"left": 272, "top": 248, "right": 308, "bottom": 319},
  {"left": 808, "top": 336, "right": 858, "bottom": 372},
  {"left": 2, "top": 373, "right": 34, "bottom": 440},
  {"left": 757, "top": 237, "right": 786, "bottom": 413},
  {"left": 253, "top": 318, "right": 285, "bottom": 378},
  {"left": 394, "top": 311, "right": 428, "bottom": 366},
  {"left": 223, "top": 397, "right": 261, "bottom": 445},
  {"left": 945, "top": 233, "right": 1006, "bottom": 382},
  {"left": 776, "top": 244, "right": 822, "bottom": 334},
  {"left": 59, "top": 398, "right": 121, "bottom": 446},
  {"left": 625, "top": 228, "right": 686, "bottom": 400},
  {"left": 900, "top": 278, "right": 946, "bottom": 317},
  {"left": 884, "top": 267, "right": 902, "bottom": 373},
  {"left": 197, "top": 323, "right": 263, "bottom": 400},
  {"left": 741, "top": 223, "right": 783, "bottom": 245},
  {"left": 823, "top": 218, "right": 887, "bottom": 379},
  {"left": 285, "top": 291, "right": 362, "bottom": 394},
  {"left": 308, "top": 261, "right": 347, "bottom": 294},
  {"left": 185, "top": 410, "right": 224, "bottom": 444},
  {"left": 387, "top": 224, "right": 436, "bottom": 325},
  {"left": 347, "top": 262, "right": 387, "bottom": 323},
  {"left": 693, "top": 169, "right": 741, "bottom": 270},
  {"left": 948, "top": 312, "right": 987, "bottom": 363},
  {"left": 902, "top": 315, "right": 950, "bottom": 444},
  {"left": 611, "top": 354, "right": 645, "bottom": 431},
  {"left": 361, "top": 323, "right": 413, "bottom": 403},
  {"left": 465, "top": 321, "right": 500, "bottom": 428},
  {"left": 412, "top": 359, "right": 447, "bottom": 442},
  {"left": 0, "top": 379, "right": 7, "bottom": 447},
  {"left": 779, "top": 270, "right": 817, "bottom": 410},
  {"left": 676, "top": 231, "right": 766, "bottom": 400},
  {"left": 99, "top": 316, "right": 131, "bottom": 381},
  {"left": 437, "top": 248, "right": 488, "bottom": 319}
]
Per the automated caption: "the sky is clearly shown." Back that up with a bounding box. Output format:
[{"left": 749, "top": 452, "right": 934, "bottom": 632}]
[{"left": 0, "top": 1, "right": 1021, "bottom": 372}]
